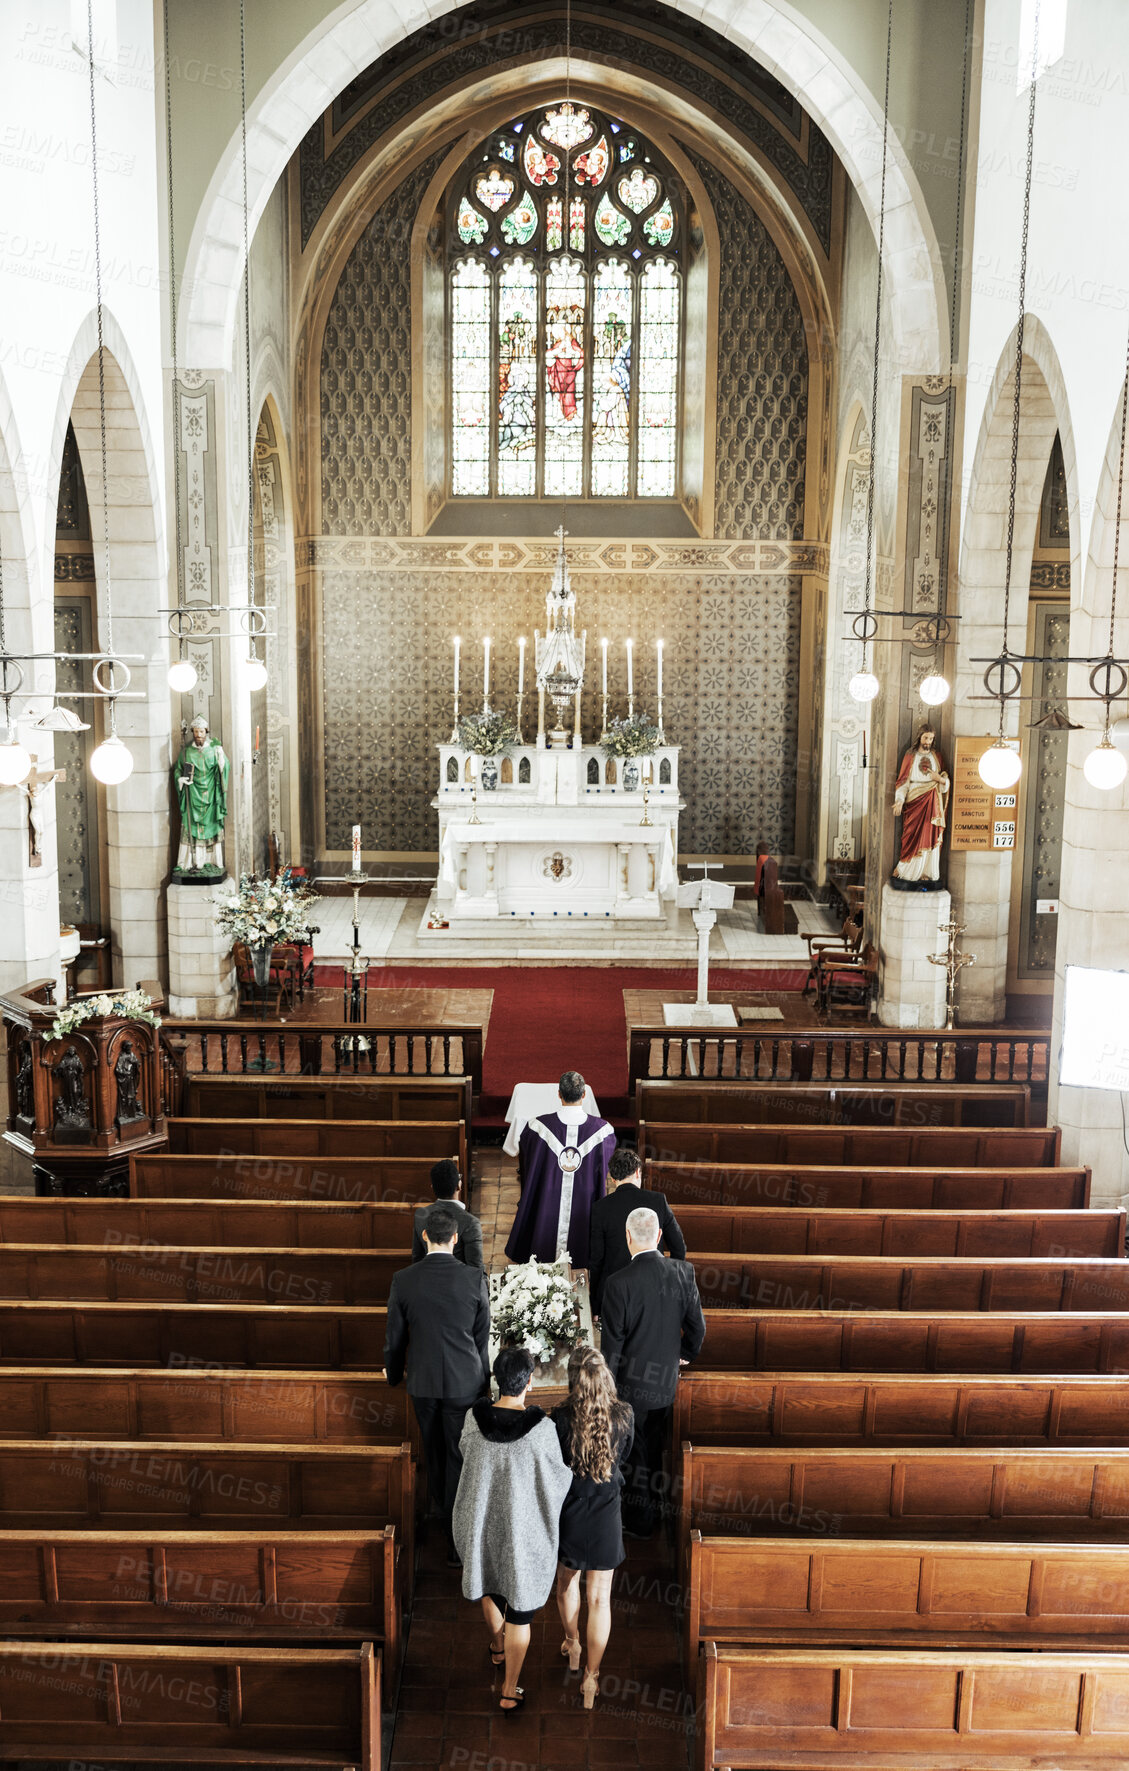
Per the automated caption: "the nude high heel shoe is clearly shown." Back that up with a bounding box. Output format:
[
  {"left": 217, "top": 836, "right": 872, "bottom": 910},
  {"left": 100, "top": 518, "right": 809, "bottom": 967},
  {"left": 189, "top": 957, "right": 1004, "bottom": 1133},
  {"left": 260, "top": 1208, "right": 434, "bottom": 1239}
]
[
  {"left": 561, "top": 1636, "right": 582, "bottom": 1672},
  {"left": 581, "top": 1668, "right": 599, "bottom": 1709}
]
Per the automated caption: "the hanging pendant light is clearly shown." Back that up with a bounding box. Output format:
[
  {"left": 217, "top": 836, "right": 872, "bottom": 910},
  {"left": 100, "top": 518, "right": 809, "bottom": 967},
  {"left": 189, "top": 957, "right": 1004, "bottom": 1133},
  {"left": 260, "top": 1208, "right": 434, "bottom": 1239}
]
[
  {"left": 168, "top": 656, "right": 198, "bottom": 692},
  {"left": 243, "top": 653, "right": 268, "bottom": 691},
  {"left": 848, "top": 0, "right": 894, "bottom": 706},
  {"left": 1083, "top": 730, "right": 1128, "bottom": 790},
  {"left": 90, "top": 731, "right": 134, "bottom": 784},
  {"left": 919, "top": 672, "right": 952, "bottom": 707},
  {"left": 978, "top": 739, "right": 1022, "bottom": 789}
]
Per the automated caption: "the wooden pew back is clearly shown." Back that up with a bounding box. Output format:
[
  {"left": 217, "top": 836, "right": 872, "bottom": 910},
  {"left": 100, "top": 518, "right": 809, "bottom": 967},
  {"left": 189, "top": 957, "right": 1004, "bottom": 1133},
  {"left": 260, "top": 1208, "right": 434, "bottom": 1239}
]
[
  {"left": 676, "top": 1202, "right": 1121, "bottom": 1258},
  {"left": 697, "top": 1640, "right": 1129, "bottom": 1770},
  {"left": 647, "top": 1158, "right": 1089, "bottom": 1208},
  {"left": 637, "top": 1078, "right": 1031, "bottom": 1127},
  {"left": 185, "top": 1074, "right": 471, "bottom": 1124},
  {"left": 639, "top": 1121, "right": 1060, "bottom": 1167},
  {"left": 0, "top": 1301, "right": 388, "bottom": 1369},
  {"left": 168, "top": 1115, "right": 460, "bottom": 1158},
  {"left": 697, "top": 1308, "right": 1129, "bottom": 1373},
  {"left": 131, "top": 1150, "right": 454, "bottom": 1204},
  {"left": 689, "top": 1251, "right": 1129, "bottom": 1312},
  {"left": 0, "top": 1244, "right": 404, "bottom": 1306},
  {"left": 0, "top": 1638, "right": 379, "bottom": 1765},
  {"left": 0, "top": 1196, "right": 419, "bottom": 1250}
]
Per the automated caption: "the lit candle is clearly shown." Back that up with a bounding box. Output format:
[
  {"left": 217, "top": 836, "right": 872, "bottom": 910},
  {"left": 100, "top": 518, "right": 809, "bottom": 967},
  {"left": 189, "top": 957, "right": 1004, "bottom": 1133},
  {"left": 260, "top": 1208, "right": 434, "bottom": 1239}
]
[
  {"left": 483, "top": 637, "right": 491, "bottom": 706},
  {"left": 453, "top": 636, "right": 461, "bottom": 697},
  {"left": 351, "top": 824, "right": 361, "bottom": 873},
  {"left": 518, "top": 635, "right": 526, "bottom": 694},
  {"left": 626, "top": 638, "right": 634, "bottom": 699},
  {"left": 656, "top": 639, "right": 664, "bottom": 700},
  {"left": 254, "top": 724, "right": 260, "bottom": 751},
  {"left": 601, "top": 636, "right": 608, "bottom": 697}
]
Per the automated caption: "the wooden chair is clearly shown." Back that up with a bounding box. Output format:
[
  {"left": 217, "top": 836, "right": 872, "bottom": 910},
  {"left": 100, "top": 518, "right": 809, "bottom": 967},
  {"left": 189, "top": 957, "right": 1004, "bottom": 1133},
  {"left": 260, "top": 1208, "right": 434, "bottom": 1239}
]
[
  {"left": 801, "top": 910, "right": 862, "bottom": 998},
  {"left": 232, "top": 939, "right": 301, "bottom": 1011},
  {"left": 820, "top": 938, "right": 879, "bottom": 1018}
]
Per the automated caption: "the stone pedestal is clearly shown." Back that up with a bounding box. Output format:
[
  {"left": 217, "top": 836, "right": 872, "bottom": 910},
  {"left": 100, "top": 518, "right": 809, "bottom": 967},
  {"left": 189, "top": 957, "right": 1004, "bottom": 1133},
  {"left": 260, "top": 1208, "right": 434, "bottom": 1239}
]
[
  {"left": 167, "top": 879, "right": 238, "bottom": 1019},
  {"left": 877, "top": 884, "right": 950, "bottom": 1028}
]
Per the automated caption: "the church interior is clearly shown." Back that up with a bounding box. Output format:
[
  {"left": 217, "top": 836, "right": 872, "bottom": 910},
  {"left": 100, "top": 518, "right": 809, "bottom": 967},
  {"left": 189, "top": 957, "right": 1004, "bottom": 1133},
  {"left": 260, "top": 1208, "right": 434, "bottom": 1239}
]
[{"left": 2, "top": 0, "right": 1129, "bottom": 1763}]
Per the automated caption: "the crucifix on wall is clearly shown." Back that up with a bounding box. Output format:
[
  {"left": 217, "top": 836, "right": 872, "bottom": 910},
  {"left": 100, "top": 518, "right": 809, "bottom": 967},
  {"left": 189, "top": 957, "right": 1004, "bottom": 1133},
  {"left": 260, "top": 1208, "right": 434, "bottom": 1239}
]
[{"left": 21, "top": 759, "right": 66, "bottom": 868}]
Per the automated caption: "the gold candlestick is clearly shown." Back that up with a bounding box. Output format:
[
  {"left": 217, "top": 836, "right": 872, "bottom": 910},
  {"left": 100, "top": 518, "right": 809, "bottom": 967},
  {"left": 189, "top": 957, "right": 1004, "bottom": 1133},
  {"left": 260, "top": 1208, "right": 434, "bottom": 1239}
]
[
  {"left": 515, "top": 689, "right": 525, "bottom": 745},
  {"left": 928, "top": 918, "right": 975, "bottom": 1030}
]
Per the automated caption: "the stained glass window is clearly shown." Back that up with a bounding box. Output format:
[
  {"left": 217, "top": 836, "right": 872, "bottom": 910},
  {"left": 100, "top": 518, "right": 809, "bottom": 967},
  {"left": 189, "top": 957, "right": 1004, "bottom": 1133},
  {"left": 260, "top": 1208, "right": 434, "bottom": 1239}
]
[{"left": 448, "top": 102, "right": 682, "bottom": 499}]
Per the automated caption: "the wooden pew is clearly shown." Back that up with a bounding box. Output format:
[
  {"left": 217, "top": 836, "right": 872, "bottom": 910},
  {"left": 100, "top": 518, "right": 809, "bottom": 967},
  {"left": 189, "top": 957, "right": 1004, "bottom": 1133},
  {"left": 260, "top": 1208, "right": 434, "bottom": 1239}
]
[
  {"left": 0, "top": 1527, "right": 401, "bottom": 1701},
  {"left": 131, "top": 1150, "right": 457, "bottom": 1205},
  {"left": 0, "top": 1366, "right": 413, "bottom": 1445},
  {"left": 0, "top": 1439, "right": 415, "bottom": 1556},
  {"left": 686, "top": 1532, "right": 1129, "bottom": 1656},
  {"left": 677, "top": 1201, "right": 1122, "bottom": 1258},
  {"left": 696, "top": 1640, "right": 1129, "bottom": 1771},
  {"left": 0, "top": 1244, "right": 404, "bottom": 1305},
  {"left": 639, "top": 1122, "right": 1061, "bottom": 1168},
  {"left": 678, "top": 1443, "right": 1129, "bottom": 1557},
  {"left": 671, "top": 1370, "right": 1129, "bottom": 1448},
  {"left": 0, "top": 1638, "right": 380, "bottom": 1766},
  {"left": 168, "top": 1115, "right": 463, "bottom": 1158},
  {"left": 648, "top": 1159, "right": 1090, "bottom": 1210},
  {"left": 696, "top": 1308, "right": 1129, "bottom": 1373},
  {"left": 637, "top": 1078, "right": 1032, "bottom": 1128},
  {"left": 689, "top": 1251, "right": 1129, "bottom": 1311},
  {"left": 0, "top": 1300, "right": 388, "bottom": 1368},
  {"left": 185, "top": 1073, "right": 472, "bottom": 1124},
  {"left": 0, "top": 1195, "right": 419, "bottom": 1250}
]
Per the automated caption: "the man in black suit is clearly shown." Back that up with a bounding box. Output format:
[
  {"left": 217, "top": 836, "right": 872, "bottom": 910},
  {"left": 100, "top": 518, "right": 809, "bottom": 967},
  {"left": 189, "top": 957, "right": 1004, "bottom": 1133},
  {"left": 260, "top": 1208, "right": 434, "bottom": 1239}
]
[
  {"left": 599, "top": 1205, "right": 706, "bottom": 1538},
  {"left": 411, "top": 1158, "right": 483, "bottom": 1268},
  {"left": 384, "top": 1205, "right": 491, "bottom": 1564},
  {"left": 588, "top": 1144, "right": 685, "bottom": 1316}
]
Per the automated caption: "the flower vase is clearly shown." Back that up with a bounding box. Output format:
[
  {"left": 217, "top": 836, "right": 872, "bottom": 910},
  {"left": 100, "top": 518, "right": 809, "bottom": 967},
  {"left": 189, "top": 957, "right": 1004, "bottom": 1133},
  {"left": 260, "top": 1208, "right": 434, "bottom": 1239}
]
[{"left": 250, "top": 942, "right": 273, "bottom": 987}]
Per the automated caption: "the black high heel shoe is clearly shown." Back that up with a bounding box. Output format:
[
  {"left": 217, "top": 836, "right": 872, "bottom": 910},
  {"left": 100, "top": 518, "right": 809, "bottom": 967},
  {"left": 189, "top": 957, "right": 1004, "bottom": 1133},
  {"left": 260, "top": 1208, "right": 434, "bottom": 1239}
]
[{"left": 499, "top": 1687, "right": 525, "bottom": 1714}]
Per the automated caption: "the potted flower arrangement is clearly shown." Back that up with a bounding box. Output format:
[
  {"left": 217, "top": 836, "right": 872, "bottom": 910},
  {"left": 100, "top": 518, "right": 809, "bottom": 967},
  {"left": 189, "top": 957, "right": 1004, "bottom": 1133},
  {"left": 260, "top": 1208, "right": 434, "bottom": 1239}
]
[
  {"left": 601, "top": 712, "right": 661, "bottom": 758},
  {"left": 47, "top": 989, "right": 161, "bottom": 1042},
  {"left": 214, "top": 873, "right": 320, "bottom": 986},
  {"left": 458, "top": 706, "right": 519, "bottom": 791},
  {"left": 492, "top": 1259, "right": 584, "bottom": 1365}
]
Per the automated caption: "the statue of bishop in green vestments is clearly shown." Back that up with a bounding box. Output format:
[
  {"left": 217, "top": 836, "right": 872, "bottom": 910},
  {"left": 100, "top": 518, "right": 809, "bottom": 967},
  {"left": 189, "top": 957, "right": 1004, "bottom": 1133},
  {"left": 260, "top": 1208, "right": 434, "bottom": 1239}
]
[{"left": 173, "top": 717, "right": 230, "bottom": 880}]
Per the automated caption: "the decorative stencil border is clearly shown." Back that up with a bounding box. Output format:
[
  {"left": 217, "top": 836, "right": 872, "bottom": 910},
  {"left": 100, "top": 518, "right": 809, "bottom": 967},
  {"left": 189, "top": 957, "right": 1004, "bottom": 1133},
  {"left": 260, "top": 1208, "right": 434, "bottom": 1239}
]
[{"left": 304, "top": 536, "right": 829, "bottom": 576}]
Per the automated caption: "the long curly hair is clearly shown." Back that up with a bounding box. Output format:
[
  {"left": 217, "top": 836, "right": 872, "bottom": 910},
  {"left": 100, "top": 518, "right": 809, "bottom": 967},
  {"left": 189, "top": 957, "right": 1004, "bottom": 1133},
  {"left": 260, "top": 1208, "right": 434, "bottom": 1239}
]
[{"left": 561, "top": 1347, "right": 632, "bottom": 1483}]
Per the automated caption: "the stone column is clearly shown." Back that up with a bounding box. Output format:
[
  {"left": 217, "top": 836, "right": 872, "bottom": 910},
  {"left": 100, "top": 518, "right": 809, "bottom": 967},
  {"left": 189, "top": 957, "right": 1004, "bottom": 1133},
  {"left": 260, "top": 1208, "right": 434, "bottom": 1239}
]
[
  {"left": 877, "top": 884, "right": 950, "bottom": 1028},
  {"left": 166, "top": 881, "right": 238, "bottom": 1019}
]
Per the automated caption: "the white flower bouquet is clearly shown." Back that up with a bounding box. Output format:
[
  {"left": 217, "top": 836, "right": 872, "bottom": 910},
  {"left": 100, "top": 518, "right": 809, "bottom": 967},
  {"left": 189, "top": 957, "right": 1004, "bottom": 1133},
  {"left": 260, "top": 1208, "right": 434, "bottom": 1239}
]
[
  {"left": 47, "top": 989, "right": 161, "bottom": 1041},
  {"left": 213, "top": 872, "right": 319, "bottom": 948},
  {"left": 493, "top": 1259, "right": 583, "bottom": 1365}
]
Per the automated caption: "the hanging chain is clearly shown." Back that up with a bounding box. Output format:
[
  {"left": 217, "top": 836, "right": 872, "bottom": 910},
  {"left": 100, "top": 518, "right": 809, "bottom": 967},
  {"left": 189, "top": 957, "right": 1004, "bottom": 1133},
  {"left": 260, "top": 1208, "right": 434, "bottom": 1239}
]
[
  {"left": 861, "top": 0, "right": 893, "bottom": 671},
  {"left": 947, "top": 0, "right": 972, "bottom": 392},
  {"left": 163, "top": 0, "right": 184, "bottom": 620},
  {"left": 240, "top": 0, "right": 256, "bottom": 649},
  {"left": 1001, "top": 0, "right": 1041, "bottom": 656},
  {"left": 88, "top": 0, "right": 117, "bottom": 725},
  {"left": 1109, "top": 319, "right": 1129, "bottom": 659}
]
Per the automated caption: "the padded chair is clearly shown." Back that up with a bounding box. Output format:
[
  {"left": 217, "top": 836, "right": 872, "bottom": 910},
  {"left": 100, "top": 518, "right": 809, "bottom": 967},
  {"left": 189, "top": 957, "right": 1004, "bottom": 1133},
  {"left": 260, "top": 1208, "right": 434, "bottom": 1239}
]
[
  {"left": 802, "top": 911, "right": 863, "bottom": 999},
  {"left": 820, "top": 940, "right": 879, "bottom": 1019}
]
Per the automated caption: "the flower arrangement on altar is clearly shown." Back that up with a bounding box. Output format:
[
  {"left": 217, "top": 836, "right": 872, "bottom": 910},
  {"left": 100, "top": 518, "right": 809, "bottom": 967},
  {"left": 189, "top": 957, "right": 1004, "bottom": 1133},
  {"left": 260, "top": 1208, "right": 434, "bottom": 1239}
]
[
  {"left": 213, "top": 873, "right": 320, "bottom": 948},
  {"left": 492, "top": 1259, "right": 584, "bottom": 1364},
  {"left": 601, "top": 712, "right": 661, "bottom": 758},
  {"left": 457, "top": 706, "right": 519, "bottom": 756},
  {"left": 47, "top": 989, "right": 161, "bottom": 1041}
]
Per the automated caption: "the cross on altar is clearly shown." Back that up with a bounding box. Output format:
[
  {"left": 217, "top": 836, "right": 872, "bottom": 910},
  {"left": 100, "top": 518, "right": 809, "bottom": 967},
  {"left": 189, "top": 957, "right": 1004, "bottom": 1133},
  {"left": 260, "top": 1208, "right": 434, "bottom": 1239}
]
[{"left": 665, "top": 863, "right": 738, "bottom": 1026}]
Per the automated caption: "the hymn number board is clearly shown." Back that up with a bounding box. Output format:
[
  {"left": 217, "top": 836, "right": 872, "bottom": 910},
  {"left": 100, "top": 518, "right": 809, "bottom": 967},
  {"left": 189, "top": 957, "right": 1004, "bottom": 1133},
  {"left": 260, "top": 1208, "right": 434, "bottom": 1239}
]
[{"left": 950, "top": 736, "right": 1018, "bottom": 852}]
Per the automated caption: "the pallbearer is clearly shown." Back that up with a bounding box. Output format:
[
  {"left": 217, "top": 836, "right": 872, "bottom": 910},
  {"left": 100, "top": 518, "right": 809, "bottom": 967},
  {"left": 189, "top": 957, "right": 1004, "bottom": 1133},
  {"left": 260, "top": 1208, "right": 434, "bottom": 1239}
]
[{"left": 505, "top": 1071, "right": 614, "bottom": 1271}]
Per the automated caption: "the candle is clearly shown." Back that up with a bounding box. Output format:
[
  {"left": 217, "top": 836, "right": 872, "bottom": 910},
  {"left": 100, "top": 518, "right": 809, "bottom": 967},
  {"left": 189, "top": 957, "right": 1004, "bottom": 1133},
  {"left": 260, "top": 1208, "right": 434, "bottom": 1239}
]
[
  {"left": 626, "top": 638, "right": 634, "bottom": 699},
  {"left": 453, "top": 636, "right": 461, "bottom": 696},
  {"left": 656, "top": 639, "right": 664, "bottom": 700},
  {"left": 483, "top": 637, "right": 491, "bottom": 705},
  {"left": 254, "top": 724, "right": 260, "bottom": 751},
  {"left": 518, "top": 635, "right": 526, "bottom": 694},
  {"left": 351, "top": 824, "right": 361, "bottom": 873},
  {"left": 601, "top": 637, "right": 608, "bottom": 696}
]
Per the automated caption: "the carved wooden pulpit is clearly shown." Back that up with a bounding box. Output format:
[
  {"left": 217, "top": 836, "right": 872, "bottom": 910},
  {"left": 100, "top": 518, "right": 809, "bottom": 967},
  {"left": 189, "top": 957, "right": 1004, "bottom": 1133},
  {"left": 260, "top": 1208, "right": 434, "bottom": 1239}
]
[{"left": 2, "top": 980, "right": 168, "bottom": 1196}]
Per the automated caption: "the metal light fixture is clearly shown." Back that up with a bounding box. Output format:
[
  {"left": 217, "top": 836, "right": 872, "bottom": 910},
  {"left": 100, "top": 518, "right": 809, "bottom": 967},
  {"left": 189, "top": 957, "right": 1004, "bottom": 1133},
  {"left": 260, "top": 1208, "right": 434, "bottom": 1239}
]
[
  {"left": 89, "top": 731, "right": 134, "bottom": 784},
  {"left": 848, "top": 670, "right": 881, "bottom": 704},
  {"left": 919, "top": 672, "right": 951, "bottom": 707},
  {"left": 168, "top": 656, "right": 198, "bottom": 692},
  {"left": 978, "top": 739, "right": 1022, "bottom": 789},
  {"left": 244, "top": 653, "right": 268, "bottom": 692},
  {"left": 1083, "top": 731, "right": 1128, "bottom": 790}
]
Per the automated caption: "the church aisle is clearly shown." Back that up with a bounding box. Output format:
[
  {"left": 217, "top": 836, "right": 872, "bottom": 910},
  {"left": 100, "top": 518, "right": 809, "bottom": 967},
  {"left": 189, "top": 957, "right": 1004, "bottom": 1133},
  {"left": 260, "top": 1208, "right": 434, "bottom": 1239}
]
[{"left": 390, "top": 1529, "right": 692, "bottom": 1771}]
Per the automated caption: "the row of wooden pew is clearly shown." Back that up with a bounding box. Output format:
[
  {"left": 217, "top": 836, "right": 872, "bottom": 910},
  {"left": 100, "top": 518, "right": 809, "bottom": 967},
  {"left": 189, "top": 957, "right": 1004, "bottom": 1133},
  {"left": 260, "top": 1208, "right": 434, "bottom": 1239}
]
[{"left": 633, "top": 1082, "right": 1129, "bottom": 1768}]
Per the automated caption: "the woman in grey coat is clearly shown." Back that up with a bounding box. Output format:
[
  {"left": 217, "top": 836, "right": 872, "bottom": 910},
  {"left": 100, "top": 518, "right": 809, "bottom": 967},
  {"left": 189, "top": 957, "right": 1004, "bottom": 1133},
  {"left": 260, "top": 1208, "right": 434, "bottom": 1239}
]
[{"left": 452, "top": 1346, "right": 573, "bottom": 1713}]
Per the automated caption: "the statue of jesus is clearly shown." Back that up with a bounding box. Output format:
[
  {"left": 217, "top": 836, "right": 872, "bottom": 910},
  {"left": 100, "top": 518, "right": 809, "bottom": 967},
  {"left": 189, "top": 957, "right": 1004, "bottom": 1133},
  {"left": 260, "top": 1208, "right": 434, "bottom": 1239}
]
[
  {"left": 892, "top": 726, "right": 949, "bottom": 886},
  {"left": 173, "top": 717, "right": 230, "bottom": 879}
]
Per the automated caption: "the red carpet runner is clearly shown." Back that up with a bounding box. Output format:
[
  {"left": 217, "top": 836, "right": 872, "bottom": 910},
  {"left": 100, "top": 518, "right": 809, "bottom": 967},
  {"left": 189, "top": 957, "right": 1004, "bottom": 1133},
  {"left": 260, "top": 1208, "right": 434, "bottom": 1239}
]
[{"left": 314, "top": 964, "right": 805, "bottom": 1110}]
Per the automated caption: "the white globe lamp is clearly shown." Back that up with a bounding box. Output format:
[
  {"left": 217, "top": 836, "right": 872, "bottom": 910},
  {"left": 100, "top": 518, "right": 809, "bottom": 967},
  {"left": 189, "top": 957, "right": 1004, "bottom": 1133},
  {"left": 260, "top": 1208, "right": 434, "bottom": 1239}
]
[
  {"left": 0, "top": 735, "right": 32, "bottom": 785},
  {"left": 90, "top": 733, "right": 134, "bottom": 784},
  {"left": 244, "top": 654, "right": 268, "bottom": 692},
  {"left": 848, "top": 670, "right": 880, "bottom": 704},
  {"left": 168, "top": 657, "right": 198, "bottom": 692},
  {"left": 1083, "top": 735, "right": 1129, "bottom": 791},
  {"left": 977, "top": 740, "right": 1022, "bottom": 789},
  {"left": 919, "top": 672, "right": 951, "bottom": 707}
]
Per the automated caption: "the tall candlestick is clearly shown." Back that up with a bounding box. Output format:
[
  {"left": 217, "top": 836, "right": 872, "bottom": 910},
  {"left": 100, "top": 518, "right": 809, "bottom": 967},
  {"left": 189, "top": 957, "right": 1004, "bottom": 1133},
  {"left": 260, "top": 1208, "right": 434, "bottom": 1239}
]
[
  {"left": 601, "top": 637, "right": 608, "bottom": 696},
  {"left": 351, "top": 824, "right": 361, "bottom": 873},
  {"left": 626, "top": 638, "right": 634, "bottom": 709},
  {"left": 518, "top": 635, "right": 526, "bottom": 694},
  {"left": 656, "top": 639, "right": 664, "bottom": 700},
  {"left": 483, "top": 637, "right": 491, "bottom": 709},
  {"left": 450, "top": 636, "right": 461, "bottom": 743}
]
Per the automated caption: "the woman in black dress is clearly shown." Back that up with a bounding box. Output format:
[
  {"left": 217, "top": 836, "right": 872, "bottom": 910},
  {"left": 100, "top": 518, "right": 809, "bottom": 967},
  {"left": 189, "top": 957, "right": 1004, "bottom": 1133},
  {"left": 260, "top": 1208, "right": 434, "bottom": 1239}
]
[{"left": 552, "top": 1347, "right": 634, "bottom": 1709}]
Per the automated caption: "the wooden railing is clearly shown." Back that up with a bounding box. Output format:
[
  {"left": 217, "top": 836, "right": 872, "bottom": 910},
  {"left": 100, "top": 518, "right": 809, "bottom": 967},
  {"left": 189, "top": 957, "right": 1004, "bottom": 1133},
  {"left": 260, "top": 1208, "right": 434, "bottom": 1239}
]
[
  {"left": 158, "top": 1019, "right": 483, "bottom": 1117},
  {"left": 627, "top": 1026, "right": 1050, "bottom": 1104}
]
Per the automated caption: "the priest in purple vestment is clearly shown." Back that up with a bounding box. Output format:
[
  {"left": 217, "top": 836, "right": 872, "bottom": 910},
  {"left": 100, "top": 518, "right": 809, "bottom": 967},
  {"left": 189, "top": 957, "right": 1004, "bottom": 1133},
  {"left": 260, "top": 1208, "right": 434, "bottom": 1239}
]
[{"left": 505, "top": 1071, "right": 615, "bottom": 1270}]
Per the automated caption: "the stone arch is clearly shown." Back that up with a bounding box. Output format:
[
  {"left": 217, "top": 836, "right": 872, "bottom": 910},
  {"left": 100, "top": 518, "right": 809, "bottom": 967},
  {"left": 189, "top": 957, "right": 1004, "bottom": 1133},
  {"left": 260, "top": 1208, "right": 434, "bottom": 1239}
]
[
  {"left": 950, "top": 316, "right": 1076, "bottom": 1023},
  {"left": 50, "top": 310, "right": 171, "bottom": 991},
  {"left": 180, "top": 0, "right": 946, "bottom": 376}
]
